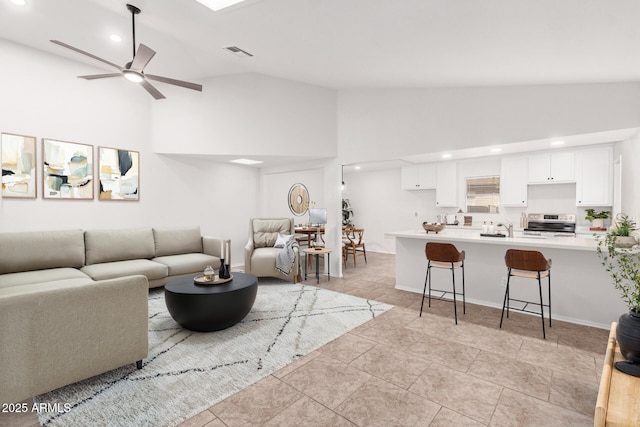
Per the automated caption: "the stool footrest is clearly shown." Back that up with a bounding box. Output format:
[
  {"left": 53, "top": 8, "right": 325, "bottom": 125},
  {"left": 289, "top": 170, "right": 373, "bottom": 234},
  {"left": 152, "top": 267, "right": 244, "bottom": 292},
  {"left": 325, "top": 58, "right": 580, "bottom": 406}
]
[{"left": 507, "top": 297, "right": 550, "bottom": 316}]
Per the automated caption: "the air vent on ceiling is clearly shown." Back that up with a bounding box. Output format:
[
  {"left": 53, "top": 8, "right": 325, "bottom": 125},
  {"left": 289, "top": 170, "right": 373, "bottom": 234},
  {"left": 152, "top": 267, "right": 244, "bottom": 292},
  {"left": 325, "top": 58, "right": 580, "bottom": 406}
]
[{"left": 224, "top": 46, "right": 254, "bottom": 58}]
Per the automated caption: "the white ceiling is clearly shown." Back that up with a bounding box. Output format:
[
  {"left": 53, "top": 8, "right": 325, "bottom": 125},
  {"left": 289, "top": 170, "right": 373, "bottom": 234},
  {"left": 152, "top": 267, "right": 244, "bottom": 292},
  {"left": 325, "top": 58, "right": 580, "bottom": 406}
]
[
  {"left": 2, "top": 0, "right": 640, "bottom": 89},
  {"left": 2, "top": 0, "right": 639, "bottom": 168}
]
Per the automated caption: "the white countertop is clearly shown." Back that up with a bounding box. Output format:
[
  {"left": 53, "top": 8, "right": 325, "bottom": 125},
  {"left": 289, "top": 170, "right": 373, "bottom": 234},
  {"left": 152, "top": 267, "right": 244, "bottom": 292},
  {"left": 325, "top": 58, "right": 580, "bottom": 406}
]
[{"left": 385, "top": 228, "right": 600, "bottom": 252}]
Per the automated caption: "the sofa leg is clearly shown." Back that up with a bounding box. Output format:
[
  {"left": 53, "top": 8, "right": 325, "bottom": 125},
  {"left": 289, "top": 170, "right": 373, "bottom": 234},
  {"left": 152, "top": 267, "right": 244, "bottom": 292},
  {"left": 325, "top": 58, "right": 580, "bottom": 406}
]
[{"left": 136, "top": 360, "right": 143, "bottom": 370}]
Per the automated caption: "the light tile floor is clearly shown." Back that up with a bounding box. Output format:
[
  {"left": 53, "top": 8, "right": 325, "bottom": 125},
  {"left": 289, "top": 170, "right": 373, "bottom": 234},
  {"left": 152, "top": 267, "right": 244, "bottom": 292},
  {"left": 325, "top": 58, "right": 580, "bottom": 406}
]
[{"left": 2, "top": 252, "right": 609, "bottom": 427}]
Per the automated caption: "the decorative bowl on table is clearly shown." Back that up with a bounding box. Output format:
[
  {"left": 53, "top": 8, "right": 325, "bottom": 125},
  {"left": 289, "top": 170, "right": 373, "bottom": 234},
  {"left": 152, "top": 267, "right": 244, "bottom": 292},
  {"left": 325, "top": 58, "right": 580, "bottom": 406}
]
[{"left": 422, "top": 223, "right": 445, "bottom": 234}]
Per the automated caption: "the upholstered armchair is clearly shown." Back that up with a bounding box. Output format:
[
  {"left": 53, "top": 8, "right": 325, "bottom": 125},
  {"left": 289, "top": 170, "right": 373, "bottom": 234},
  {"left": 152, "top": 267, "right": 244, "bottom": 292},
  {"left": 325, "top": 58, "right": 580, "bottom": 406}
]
[{"left": 244, "top": 218, "right": 300, "bottom": 283}]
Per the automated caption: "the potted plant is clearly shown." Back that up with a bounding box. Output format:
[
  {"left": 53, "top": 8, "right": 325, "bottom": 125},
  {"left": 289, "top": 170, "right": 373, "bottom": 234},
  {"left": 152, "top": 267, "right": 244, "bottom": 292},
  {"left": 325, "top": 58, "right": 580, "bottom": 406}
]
[
  {"left": 608, "top": 213, "right": 638, "bottom": 249},
  {"left": 597, "top": 216, "right": 640, "bottom": 376},
  {"left": 342, "top": 198, "right": 354, "bottom": 227},
  {"left": 585, "top": 209, "right": 610, "bottom": 230}
]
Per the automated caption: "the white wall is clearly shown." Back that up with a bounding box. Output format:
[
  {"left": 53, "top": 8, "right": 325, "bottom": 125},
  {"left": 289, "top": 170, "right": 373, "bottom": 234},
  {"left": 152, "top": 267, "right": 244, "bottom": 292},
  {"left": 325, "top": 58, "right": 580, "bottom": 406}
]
[
  {"left": 338, "top": 84, "right": 640, "bottom": 164},
  {"left": 261, "top": 167, "right": 324, "bottom": 222},
  {"left": 617, "top": 131, "right": 640, "bottom": 221},
  {"left": 0, "top": 39, "right": 257, "bottom": 266},
  {"left": 151, "top": 73, "right": 338, "bottom": 159}
]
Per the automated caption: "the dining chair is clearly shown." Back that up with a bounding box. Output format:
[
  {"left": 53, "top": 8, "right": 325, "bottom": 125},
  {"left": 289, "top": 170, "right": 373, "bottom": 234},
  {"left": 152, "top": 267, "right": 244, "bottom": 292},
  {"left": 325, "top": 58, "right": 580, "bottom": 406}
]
[{"left": 344, "top": 228, "right": 367, "bottom": 267}]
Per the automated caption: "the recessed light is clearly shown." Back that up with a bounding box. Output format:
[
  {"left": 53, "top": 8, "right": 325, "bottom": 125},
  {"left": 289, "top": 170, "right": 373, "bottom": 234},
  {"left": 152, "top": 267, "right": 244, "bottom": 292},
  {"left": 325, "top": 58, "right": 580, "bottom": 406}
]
[
  {"left": 441, "top": 154, "right": 452, "bottom": 159},
  {"left": 194, "top": 0, "right": 247, "bottom": 11},
  {"left": 490, "top": 148, "right": 502, "bottom": 153},
  {"left": 9, "top": 0, "right": 26, "bottom": 5},
  {"left": 550, "top": 140, "right": 565, "bottom": 146},
  {"left": 354, "top": 165, "right": 361, "bottom": 170},
  {"left": 110, "top": 34, "right": 122, "bottom": 43},
  {"left": 230, "top": 158, "right": 263, "bottom": 165}
]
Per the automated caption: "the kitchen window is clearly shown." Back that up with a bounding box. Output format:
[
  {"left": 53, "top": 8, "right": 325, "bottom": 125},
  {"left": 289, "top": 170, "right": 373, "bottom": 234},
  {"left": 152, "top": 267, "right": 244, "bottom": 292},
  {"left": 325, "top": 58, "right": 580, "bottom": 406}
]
[{"left": 466, "top": 176, "right": 500, "bottom": 213}]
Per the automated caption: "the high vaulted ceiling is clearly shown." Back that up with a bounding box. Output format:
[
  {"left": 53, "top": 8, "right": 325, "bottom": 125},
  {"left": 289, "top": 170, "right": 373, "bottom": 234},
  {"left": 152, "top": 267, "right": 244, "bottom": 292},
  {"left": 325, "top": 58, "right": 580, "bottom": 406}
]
[{"left": 1, "top": 0, "right": 640, "bottom": 90}]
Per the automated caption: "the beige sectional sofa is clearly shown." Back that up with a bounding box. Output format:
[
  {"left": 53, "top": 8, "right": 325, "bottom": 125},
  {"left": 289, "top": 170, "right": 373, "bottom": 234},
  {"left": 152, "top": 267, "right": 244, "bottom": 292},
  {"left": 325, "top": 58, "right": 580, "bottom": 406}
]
[{"left": 0, "top": 226, "right": 229, "bottom": 404}]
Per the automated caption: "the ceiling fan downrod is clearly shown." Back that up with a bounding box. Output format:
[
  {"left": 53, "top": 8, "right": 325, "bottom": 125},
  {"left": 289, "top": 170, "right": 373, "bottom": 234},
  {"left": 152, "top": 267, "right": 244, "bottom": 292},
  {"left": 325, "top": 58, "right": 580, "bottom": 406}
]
[{"left": 126, "top": 4, "right": 141, "bottom": 60}]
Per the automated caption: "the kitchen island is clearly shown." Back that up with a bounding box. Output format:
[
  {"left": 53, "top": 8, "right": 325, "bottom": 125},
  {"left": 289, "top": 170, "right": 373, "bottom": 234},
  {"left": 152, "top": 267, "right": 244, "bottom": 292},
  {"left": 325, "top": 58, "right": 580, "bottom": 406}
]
[{"left": 385, "top": 229, "right": 627, "bottom": 329}]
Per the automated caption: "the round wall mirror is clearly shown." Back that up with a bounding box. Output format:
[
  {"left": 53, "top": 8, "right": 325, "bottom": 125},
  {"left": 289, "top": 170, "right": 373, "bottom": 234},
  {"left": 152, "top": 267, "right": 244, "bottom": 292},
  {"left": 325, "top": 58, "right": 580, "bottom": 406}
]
[{"left": 288, "top": 183, "right": 309, "bottom": 215}]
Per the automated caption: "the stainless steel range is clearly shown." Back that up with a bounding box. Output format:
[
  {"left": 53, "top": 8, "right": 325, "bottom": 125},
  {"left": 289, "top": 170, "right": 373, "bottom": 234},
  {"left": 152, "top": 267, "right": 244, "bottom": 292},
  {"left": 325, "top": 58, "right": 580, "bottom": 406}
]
[{"left": 523, "top": 213, "right": 576, "bottom": 237}]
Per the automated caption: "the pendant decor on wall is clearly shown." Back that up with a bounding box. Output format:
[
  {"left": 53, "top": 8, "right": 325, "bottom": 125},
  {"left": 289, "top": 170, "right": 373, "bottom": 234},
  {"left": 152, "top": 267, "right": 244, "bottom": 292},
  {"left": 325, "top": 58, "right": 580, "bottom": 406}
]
[
  {"left": 98, "top": 147, "right": 140, "bottom": 201},
  {"left": 288, "top": 183, "right": 310, "bottom": 216},
  {"left": 42, "top": 138, "right": 93, "bottom": 200},
  {"left": 1, "top": 133, "right": 37, "bottom": 199}
]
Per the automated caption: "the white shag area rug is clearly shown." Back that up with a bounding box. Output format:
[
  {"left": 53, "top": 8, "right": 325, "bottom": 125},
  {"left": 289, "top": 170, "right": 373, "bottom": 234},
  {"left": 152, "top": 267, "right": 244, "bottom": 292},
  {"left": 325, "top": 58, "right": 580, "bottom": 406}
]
[{"left": 35, "top": 281, "right": 392, "bottom": 426}]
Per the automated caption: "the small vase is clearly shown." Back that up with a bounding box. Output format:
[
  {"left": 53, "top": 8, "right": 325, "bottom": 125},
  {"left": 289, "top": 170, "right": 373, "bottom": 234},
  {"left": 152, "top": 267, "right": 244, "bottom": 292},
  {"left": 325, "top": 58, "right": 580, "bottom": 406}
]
[
  {"left": 203, "top": 265, "right": 214, "bottom": 281},
  {"left": 218, "top": 259, "right": 230, "bottom": 279},
  {"left": 615, "top": 311, "right": 640, "bottom": 377},
  {"left": 591, "top": 218, "right": 604, "bottom": 229}
]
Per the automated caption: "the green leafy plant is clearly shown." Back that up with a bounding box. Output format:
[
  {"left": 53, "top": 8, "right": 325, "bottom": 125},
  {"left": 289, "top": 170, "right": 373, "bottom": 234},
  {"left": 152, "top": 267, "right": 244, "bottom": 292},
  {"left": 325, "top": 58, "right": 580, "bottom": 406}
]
[
  {"left": 597, "top": 217, "right": 640, "bottom": 312},
  {"left": 342, "top": 198, "right": 354, "bottom": 227},
  {"left": 585, "top": 209, "right": 610, "bottom": 222},
  {"left": 610, "top": 213, "right": 637, "bottom": 237}
]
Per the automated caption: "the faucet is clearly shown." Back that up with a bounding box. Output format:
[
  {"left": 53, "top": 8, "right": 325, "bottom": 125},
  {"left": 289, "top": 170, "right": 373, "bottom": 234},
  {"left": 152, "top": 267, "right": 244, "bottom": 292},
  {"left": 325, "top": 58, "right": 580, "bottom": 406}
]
[{"left": 497, "top": 222, "right": 514, "bottom": 237}]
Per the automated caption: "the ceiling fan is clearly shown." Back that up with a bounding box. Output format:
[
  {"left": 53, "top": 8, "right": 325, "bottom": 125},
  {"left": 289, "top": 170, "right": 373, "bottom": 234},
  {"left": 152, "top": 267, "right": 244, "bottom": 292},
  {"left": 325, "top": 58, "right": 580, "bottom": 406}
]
[{"left": 50, "top": 3, "right": 203, "bottom": 100}]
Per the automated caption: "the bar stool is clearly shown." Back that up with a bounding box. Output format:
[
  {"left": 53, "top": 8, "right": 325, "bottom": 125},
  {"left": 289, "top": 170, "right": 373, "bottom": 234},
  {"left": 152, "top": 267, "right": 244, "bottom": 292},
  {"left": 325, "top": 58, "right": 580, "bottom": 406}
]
[
  {"left": 500, "top": 249, "right": 552, "bottom": 339},
  {"left": 420, "top": 242, "right": 466, "bottom": 324}
]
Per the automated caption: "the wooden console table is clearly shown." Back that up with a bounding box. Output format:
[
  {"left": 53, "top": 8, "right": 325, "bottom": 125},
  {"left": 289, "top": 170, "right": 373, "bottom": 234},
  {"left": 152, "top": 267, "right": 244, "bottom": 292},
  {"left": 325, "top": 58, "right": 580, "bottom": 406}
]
[{"left": 595, "top": 322, "right": 640, "bottom": 426}]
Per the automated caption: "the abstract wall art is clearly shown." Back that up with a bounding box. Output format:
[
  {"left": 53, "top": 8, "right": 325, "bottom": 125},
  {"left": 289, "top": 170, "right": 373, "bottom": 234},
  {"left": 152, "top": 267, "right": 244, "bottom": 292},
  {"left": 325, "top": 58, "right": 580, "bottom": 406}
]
[
  {"left": 42, "top": 138, "right": 93, "bottom": 199},
  {"left": 1, "top": 133, "right": 37, "bottom": 198},
  {"left": 98, "top": 147, "right": 139, "bottom": 201}
]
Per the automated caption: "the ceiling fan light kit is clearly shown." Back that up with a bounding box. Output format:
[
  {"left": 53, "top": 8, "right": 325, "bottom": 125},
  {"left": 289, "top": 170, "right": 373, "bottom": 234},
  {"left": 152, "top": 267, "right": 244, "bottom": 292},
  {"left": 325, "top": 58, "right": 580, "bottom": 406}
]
[{"left": 50, "top": 3, "right": 203, "bottom": 100}]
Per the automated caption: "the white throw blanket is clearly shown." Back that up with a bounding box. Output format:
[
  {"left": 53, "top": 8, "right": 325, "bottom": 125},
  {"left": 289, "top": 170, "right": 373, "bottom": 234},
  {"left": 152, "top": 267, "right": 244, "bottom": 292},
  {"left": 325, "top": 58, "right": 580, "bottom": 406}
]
[{"left": 275, "top": 239, "right": 299, "bottom": 275}]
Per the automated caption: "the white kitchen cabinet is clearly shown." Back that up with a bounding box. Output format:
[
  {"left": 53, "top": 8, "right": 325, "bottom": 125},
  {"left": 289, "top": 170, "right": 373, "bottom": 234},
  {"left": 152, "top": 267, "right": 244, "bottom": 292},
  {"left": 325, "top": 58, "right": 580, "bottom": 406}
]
[
  {"left": 528, "top": 151, "right": 575, "bottom": 184},
  {"left": 435, "top": 162, "right": 458, "bottom": 207},
  {"left": 401, "top": 164, "right": 436, "bottom": 190},
  {"left": 500, "top": 156, "right": 528, "bottom": 206},
  {"left": 575, "top": 146, "right": 613, "bottom": 206}
]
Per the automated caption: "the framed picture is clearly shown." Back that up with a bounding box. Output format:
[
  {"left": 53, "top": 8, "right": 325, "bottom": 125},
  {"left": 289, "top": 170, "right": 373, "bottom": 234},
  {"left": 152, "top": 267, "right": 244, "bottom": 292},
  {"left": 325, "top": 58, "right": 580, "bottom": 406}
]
[
  {"left": 1, "top": 133, "right": 37, "bottom": 198},
  {"left": 42, "top": 138, "right": 93, "bottom": 199},
  {"left": 98, "top": 147, "right": 140, "bottom": 200}
]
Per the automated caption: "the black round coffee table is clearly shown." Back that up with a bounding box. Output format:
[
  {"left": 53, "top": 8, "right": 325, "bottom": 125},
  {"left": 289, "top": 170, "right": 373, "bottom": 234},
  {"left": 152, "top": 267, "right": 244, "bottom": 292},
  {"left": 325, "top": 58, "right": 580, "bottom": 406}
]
[{"left": 164, "top": 272, "right": 258, "bottom": 332}]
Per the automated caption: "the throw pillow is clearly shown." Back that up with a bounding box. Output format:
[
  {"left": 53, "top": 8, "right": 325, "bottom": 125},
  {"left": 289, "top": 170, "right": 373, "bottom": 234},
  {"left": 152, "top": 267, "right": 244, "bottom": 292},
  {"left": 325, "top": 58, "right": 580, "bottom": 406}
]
[{"left": 274, "top": 233, "right": 293, "bottom": 248}]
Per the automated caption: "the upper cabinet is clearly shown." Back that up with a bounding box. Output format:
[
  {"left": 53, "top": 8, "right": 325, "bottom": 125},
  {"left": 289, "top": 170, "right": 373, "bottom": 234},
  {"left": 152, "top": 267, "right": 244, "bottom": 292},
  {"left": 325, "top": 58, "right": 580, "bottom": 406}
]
[
  {"left": 575, "top": 146, "right": 613, "bottom": 206},
  {"left": 401, "top": 164, "right": 436, "bottom": 190},
  {"left": 436, "top": 162, "right": 458, "bottom": 207},
  {"left": 528, "top": 152, "right": 575, "bottom": 184},
  {"left": 500, "top": 156, "right": 528, "bottom": 207}
]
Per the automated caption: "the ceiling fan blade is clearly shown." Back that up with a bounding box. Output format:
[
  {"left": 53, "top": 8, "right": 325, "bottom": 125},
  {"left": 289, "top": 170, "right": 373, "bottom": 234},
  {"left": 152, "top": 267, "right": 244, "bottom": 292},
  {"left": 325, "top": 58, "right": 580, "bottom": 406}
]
[
  {"left": 79, "top": 73, "right": 123, "bottom": 80},
  {"left": 50, "top": 40, "right": 122, "bottom": 71},
  {"left": 129, "top": 44, "right": 156, "bottom": 72},
  {"left": 140, "top": 79, "right": 166, "bottom": 100},
  {"left": 145, "top": 74, "right": 203, "bottom": 92}
]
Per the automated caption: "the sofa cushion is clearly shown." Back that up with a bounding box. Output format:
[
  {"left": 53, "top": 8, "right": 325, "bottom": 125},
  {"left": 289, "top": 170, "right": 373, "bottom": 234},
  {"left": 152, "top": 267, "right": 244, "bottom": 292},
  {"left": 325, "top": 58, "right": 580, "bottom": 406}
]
[
  {"left": 81, "top": 259, "right": 168, "bottom": 281},
  {"left": 0, "top": 268, "right": 92, "bottom": 290},
  {"left": 253, "top": 219, "right": 292, "bottom": 248},
  {"left": 0, "top": 277, "right": 95, "bottom": 296},
  {"left": 250, "top": 247, "right": 282, "bottom": 271},
  {"left": 153, "top": 226, "right": 202, "bottom": 257},
  {"left": 153, "top": 253, "right": 220, "bottom": 276},
  {"left": 84, "top": 228, "right": 155, "bottom": 265},
  {"left": 0, "top": 229, "right": 85, "bottom": 274}
]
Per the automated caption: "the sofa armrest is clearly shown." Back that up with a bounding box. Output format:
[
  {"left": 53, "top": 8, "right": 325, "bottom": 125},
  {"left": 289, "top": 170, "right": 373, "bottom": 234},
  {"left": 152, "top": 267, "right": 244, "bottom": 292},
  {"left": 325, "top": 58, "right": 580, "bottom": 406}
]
[
  {"left": 244, "top": 239, "right": 255, "bottom": 273},
  {"left": 202, "top": 237, "right": 231, "bottom": 265},
  {"left": 0, "top": 275, "right": 149, "bottom": 404}
]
